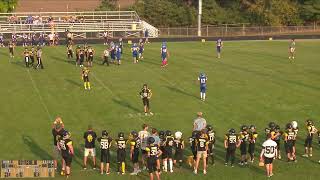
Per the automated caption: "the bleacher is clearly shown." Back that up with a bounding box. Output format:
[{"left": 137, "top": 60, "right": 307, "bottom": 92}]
[{"left": 0, "top": 11, "right": 159, "bottom": 39}]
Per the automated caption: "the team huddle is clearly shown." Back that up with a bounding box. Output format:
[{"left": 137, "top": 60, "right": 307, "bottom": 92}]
[{"left": 51, "top": 112, "right": 319, "bottom": 179}]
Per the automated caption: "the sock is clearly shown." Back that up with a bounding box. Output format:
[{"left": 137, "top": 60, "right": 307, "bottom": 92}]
[
  {"left": 163, "top": 160, "right": 167, "bottom": 171},
  {"left": 203, "top": 93, "right": 206, "bottom": 100},
  {"left": 200, "top": 92, "right": 203, "bottom": 99},
  {"left": 169, "top": 159, "right": 173, "bottom": 171},
  {"left": 121, "top": 162, "right": 125, "bottom": 174},
  {"left": 84, "top": 82, "right": 87, "bottom": 89},
  {"left": 88, "top": 82, "right": 91, "bottom": 89}
]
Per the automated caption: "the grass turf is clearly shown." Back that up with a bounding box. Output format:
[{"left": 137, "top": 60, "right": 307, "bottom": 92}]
[{"left": 0, "top": 40, "right": 320, "bottom": 180}]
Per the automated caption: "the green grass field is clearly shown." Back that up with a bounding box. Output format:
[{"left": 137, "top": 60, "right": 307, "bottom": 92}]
[{"left": 1, "top": 40, "right": 320, "bottom": 180}]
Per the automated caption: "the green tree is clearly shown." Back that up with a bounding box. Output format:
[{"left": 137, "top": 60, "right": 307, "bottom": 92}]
[
  {"left": 299, "top": 0, "right": 320, "bottom": 22},
  {"left": 0, "top": 0, "right": 17, "bottom": 13},
  {"left": 96, "top": 0, "right": 117, "bottom": 11}
]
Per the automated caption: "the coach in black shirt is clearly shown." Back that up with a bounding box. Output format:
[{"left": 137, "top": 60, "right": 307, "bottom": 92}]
[{"left": 83, "top": 125, "right": 97, "bottom": 170}]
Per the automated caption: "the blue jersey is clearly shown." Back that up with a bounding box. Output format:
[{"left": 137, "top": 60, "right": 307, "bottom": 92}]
[
  {"left": 198, "top": 76, "right": 207, "bottom": 87},
  {"left": 161, "top": 46, "right": 167, "bottom": 59},
  {"left": 132, "top": 45, "right": 138, "bottom": 57},
  {"left": 116, "top": 47, "right": 121, "bottom": 60}
]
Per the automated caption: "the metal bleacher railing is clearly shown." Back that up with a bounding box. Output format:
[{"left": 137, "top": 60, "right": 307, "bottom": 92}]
[{"left": 0, "top": 11, "right": 159, "bottom": 38}]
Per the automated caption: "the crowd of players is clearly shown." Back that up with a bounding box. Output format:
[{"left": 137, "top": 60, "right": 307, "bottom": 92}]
[{"left": 51, "top": 114, "right": 319, "bottom": 179}]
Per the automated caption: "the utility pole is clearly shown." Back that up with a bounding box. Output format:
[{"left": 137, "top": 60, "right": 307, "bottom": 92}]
[{"left": 198, "top": 0, "right": 202, "bottom": 37}]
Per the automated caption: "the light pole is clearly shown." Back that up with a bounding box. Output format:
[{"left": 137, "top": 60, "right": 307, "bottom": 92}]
[{"left": 198, "top": 0, "right": 202, "bottom": 37}]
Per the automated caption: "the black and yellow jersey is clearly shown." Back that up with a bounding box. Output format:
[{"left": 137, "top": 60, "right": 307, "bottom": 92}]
[
  {"left": 83, "top": 130, "right": 97, "bottom": 148},
  {"left": 239, "top": 131, "right": 249, "bottom": 144},
  {"left": 306, "top": 125, "right": 317, "bottom": 137},
  {"left": 130, "top": 138, "right": 141, "bottom": 150},
  {"left": 82, "top": 69, "right": 90, "bottom": 78},
  {"left": 283, "top": 130, "right": 296, "bottom": 143},
  {"left": 248, "top": 131, "right": 258, "bottom": 144},
  {"left": 59, "top": 138, "right": 73, "bottom": 156},
  {"left": 116, "top": 138, "right": 127, "bottom": 151},
  {"left": 146, "top": 144, "right": 160, "bottom": 158},
  {"left": 140, "top": 88, "right": 152, "bottom": 99},
  {"left": 225, "top": 133, "right": 238, "bottom": 148},
  {"left": 196, "top": 136, "right": 209, "bottom": 151},
  {"left": 174, "top": 138, "right": 184, "bottom": 151},
  {"left": 207, "top": 130, "right": 216, "bottom": 144}
]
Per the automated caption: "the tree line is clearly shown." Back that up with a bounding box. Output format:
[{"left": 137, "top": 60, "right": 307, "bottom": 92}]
[{"left": 99, "top": 0, "right": 320, "bottom": 27}]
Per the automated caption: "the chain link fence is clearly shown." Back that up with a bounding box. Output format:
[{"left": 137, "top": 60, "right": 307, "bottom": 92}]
[{"left": 158, "top": 25, "right": 320, "bottom": 37}]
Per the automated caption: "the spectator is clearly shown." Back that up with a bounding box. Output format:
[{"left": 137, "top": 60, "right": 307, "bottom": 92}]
[{"left": 193, "top": 112, "right": 207, "bottom": 131}]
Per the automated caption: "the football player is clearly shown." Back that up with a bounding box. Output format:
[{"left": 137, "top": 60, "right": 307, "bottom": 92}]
[
  {"left": 75, "top": 45, "right": 81, "bottom": 66},
  {"left": 139, "top": 40, "right": 144, "bottom": 60},
  {"left": 198, "top": 73, "right": 208, "bottom": 101},
  {"left": 81, "top": 67, "right": 91, "bottom": 90},
  {"left": 146, "top": 137, "right": 162, "bottom": 180},
  {"left": 216, "top": 38, "right": 223, "bottom": 58},
  {"left": 130, "top": 131, "right": 141, "bottom": 175},
  {"left": 174, "top": 131, "right": 184, "bottom": 167},
  {"left": 239, "top": 125, "right": 249, "bottom": 165},
  {"left": 224, "top": 128, "right": 240, "bottom": 167},
  {"left": 283, "top": 123, "right": 297, "bottom": 162},
  {"left": 260, "top": 133, "right": 277, "bottom": 178},
  {"left": 248, "top": 125, "right": 258, "bottom": 163},
  {"left": 97, "top": 130, "right": 112, "bottom": 175},
  {"left": 206, "top": 125, "right": 216, "bottom": 165},
  {"left": 163, "top": 130, "right": 174, "bottom": 173},
  {"left": 289, "top": 38, "right": 296, "bottom": 60},
  {"left": 29, "top": 47, "right": 36, "bottom": 67},
  {"left": 8, "top": 41, "right": 15, "bottom": 59},
  {"left": 303, "top": 119, "right": 318, "bottom": 157},
  {"left": 58, "top": 130, "right": 74, "bottom": 178},
  {"left": 110, "top": 43, "right": 116, "bottom": 64},
  {"left": 131, "top": 43, "right": 139, "bottom": 63},
  {"left": 119, "top": 38, "right": 123, "bottom": 54},
  {"left": 35, "top": 46, "right": 44, "bottom": 69},
  {"left": 291, "top": 121, "right": 299, "bottom": 157},
  {"left": 83, "top": 125, "right": 97, "bottom": 170},
  {"left": 187, "top": 131, "right": 198, "bottom": 168},
  {"left": 161, "top": 42, "right": 169, "bottom": 67},
  {"left": 139, "top": 84, "right": 153, "bottom": 116},
  {"left": 115, "top": 132, "right": 127, "bottom": 174},
  {"left": 23, "top": 48, "right": 30, "bottom": 67},
  {"left": 103, "top": 30, "right": 108, "bottom": 45},
  {"left": 51, "top": 117, "right": 64, "bottom": 170},
  {"left": 115, "top": 45, "right": 122, "bottom": 65},
  {"left": 67, "top": 44, "right": 73, "bottom": 59},
  {"left": 79, "top": 48, "right": 85, "bottom": 67},
  {"left": 87, "top": 46, "right": 94, "bottom": 67},
  {"left": 273, "top": 125, "right": 282, "bottom": 159},
  {"left": 159, "top": 131, "right": 167, "bottom": 171},
  {"left": 194, "top": 130, "right": 209, "bottom": 175}
]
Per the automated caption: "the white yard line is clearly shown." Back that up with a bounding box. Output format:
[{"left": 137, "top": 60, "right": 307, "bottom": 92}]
[{"left": 27, "top": 69, "right": 52, "bottom": 121}]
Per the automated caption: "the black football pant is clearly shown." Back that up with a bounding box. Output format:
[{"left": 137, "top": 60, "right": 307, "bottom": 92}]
[
  {"left": 36, "top": 58, "right": 44, "bottom": 69},
  {"left": 225, "top": 148, "right": 236, "bottom": 165}
]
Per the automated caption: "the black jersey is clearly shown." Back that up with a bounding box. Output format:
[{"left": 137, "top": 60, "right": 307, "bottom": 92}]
[
  {"left": 248, "top": 131, "right": 258, "bottom": 144},
  {"left": 83, "top": 130, "right": 97, "bottom": 148},
  {"left": 140, "top": 88, "right": 152, "bottom": 99},
  {"left": 174, "top": 138, "right": 184, "bottom": 151},
  {"left": 52, "top": 128, "right": 64, "bottom": 146},
  {"left": 130, "top": 138, "right": 141, "bottom": 151},
  {"left": 116, "top": 138, "right": 127, "bottom": 151},
  {"left": 146, "top": 144, "right": 160, "bottom": 159},
  {"left": 284, "top": 131, "right": 296, "bottom": 144},
  {"left": 207, "top": 130, "right": 216, "bottom": 144},
  {"left": 59, "top": 138, "right": 73, "bottom": 156},
  {"left": 189, "top": 136, "right": 196, "bottom": 151},
  {"left": 165, "top": 136, "right": 174, "bottom": 148},
  {"left": 239, "top": 131, "right": 249, "bottom": 144},
  {"left": 98, "top": 136, "right": 112, "bottom": 151},
  {"left": 225, "top": 134, "right": 238, "bottom": 148},
  {"left": 196, "top": 137, "right": 208, "bottom": 152}
]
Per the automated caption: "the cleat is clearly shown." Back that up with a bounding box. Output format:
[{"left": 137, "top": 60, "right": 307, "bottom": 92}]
[
  {"left": 203, "top": 170, "right": 207, "bottom": 175},
  {"left": 149, "top": 112, "right": 154, "bottom": 116},
  {"left": 193, "top": 170, "right": 197, "bottom": 174}
]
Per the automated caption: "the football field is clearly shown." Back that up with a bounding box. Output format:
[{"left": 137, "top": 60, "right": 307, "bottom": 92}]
[{"left": 0, "top": 40, "right": 320, "bottom": 180}]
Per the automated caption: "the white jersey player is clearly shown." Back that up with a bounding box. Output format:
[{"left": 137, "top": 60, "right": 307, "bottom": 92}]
[{"left": 260, "top": 134, "right": 277, "bottom": 178}]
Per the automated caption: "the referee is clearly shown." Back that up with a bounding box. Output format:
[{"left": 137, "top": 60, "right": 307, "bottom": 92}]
[{"left": 139, "top": 84, "right": 153, "bottom": 116}]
